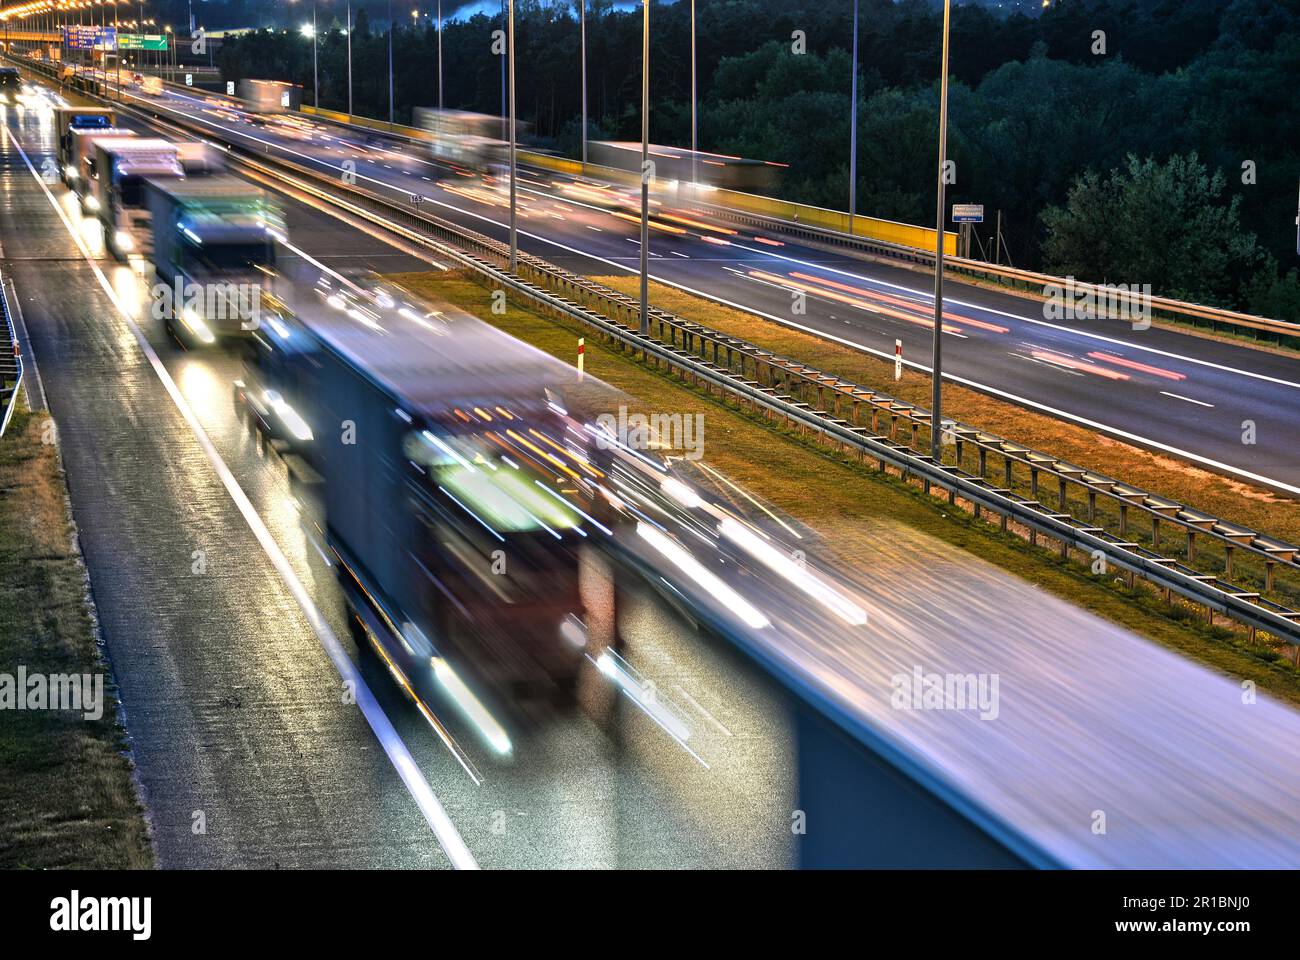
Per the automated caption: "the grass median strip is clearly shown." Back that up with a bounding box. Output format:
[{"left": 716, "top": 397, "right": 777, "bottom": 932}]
[
  {"left": 584, "top": 275, "right": 1300, "bottom": 613},
  {"left": 0, "top": 398, "right": 153, "bottom": 869},
  {"left": 592, "top": 275, "right": 1299, "bottom": 540},
  {"left": 390, "top": 269, "right": 1300, "bottom": 706}
]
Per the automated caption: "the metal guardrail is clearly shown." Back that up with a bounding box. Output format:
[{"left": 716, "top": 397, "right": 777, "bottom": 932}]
[
  {"left": 45, "top": 65, "right": 1300, "bottom": 646},
  {"left": 0, "top": 271, "right": 24, "bottom": 438}
]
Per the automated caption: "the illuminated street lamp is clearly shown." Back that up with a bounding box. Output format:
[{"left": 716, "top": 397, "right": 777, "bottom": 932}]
[
  {"left": 638, "top": 0, "right": 648, "bottom": 336},
  {"left": 930, "top": 0, "right": 952, "bottom": 467},
  {"left": 507, "top": 0, "right": 516, "bottom": 270}
]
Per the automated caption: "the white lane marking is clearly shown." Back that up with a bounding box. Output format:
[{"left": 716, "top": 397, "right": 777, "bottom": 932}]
[
  {"left": 4, "top": 123, "right": 479, "bottom": 871},
  {"left": 711, "top": 240, "right": 1300, "bottom": 391},
  {"left": 131, "top": 90, "right": 1300, "bottom": 495},
  {"left": 518, "top": 158, "right": 1300, "bottom": 392},
  {"left": 672, "top": 683, "right": 733, "bottom": 738},
  {"left": 1161, "top": 391, "right": 1215, "bottom": 408},
  {"left": 670, "top": 251, "right": 690, "bottom": 258}
]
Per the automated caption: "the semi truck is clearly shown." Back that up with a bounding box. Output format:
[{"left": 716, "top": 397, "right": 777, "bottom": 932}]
[
  {"left": 237, "top": 78, "right": 302, "bottom": 115},
  {"left": 55, "top": 107, "right": 115, "bottom": 183},
  {"left": 239, "top": 287, "right": 593, "bottom": 734},
  {"left": 66, "top": 127, "right": 134, "bottom": 194},
  {"left": 143, "top": 175, "right": 284, "bottom": 343},
  {"left": 90, "top": 138, "right": 183, "bottom": 259},
  {"left": 0, "top": 67, "right": 21, "bottom": 106}
]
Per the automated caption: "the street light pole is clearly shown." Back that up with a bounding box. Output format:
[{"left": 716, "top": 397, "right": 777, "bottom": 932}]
[
  {"left": 312, "top": 1, "right": 318, "bottom": 108},
  {"left": 579, "top": 0, "right": 585, "bottom": 166},
  {"left": 387, "top": 0, "right": 393, "bottom": 128},
  {"left": 114, "top": 0, "right": 120, "bottom": 101},
  {"left": 638, "top": 0, "right": 649, "bottom": 336},
  {"left": 436, "top": 0, "right": 442, "bottom": 112},
  {"left": 346, "top": 0, "right": 352, "bottom": 117},
  {"left": 507, "top": 0, "right": 517, "bottom": 271},
  {"left": 930, "top": 0, "right": 951, "bottom": 467},
  {"left": 849, "top": 0, "right": 858, "bottom": 226},
  {"left": 690, "top": 0, "right": 696, "bottom": 189}
]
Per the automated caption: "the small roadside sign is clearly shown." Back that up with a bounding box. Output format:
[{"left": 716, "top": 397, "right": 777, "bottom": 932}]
[
  {"left": 952, "top": 203, "right": 984, "bottom": 223},
  {"left": 185, "top": 73, "right": 193, "bottom": 87},
  {"left": 226, "top": 80, "right": 234, "bottom": 95}
]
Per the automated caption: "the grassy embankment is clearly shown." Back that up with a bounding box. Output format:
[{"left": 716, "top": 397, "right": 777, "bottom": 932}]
[
  {"left": 0, "top": 398, "right": 153, "bottom": 868},
  {"left": 390, "top": 269, "right": 1300, "bottom": 706}
]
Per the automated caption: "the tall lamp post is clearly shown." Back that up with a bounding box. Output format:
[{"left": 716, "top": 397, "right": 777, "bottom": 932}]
[
  {"left": 386, "top": 0, "right": 393, "bottom": 127},
  {"left": 848, "top": 0, "right": 858, "bottom": 225},
  {"left": 689, "top": 0, "right": 696, "bottom": 189},
  {"left": 507, "top": 0, "right": 517, "bottom": 270},
  {"left": 346, "top": 0, "right": 352, "bottom": 117},
  {"left": 312, "top": 1, "right": 318, "bottom": 108},
  {"left": 929, "top": 0, "right": 951, "bottom": 466},
  {"left": 579, "top": 0, "right": 585, "bottom": 166},
  {"left": 436, "top": 0, "right": 442, "bottom": 111},
  {"left": 638, "top": 0, "right": 648, "bottom": 335}
]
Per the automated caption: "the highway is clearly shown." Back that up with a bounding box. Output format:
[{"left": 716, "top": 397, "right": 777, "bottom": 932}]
[
  {"left": 0, "top": 97, "right": 801, "bottom": 869},
  {"left": 106, "top": 78, "right": 1300, "bottom": 495},
  {"left": 5, "top": 78, "right": 1300, "bottom": 869}
]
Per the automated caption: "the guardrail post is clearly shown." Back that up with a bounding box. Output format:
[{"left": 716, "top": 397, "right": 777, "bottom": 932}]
[
  {"left": 1266, "top": 562, "right": 1275, "bottom": 594},
  {"left": 1119, "top": 503, "right": 1128, "bottom": 536},
  {"left": 1057, "top": 478, "right": 1067, "bottom": 512},
  {"left": 1186, "top": 530, "right": 1196, "bottom": 563},
  {"left": 1087, "top": 490, "right": 1096, "bottom": 524},
  {"left": 1225, "top": 545, "right": 1234, "bottom": 579},
  {"left": 1152, "top": 517, "right": 1161, "bottom": 549}
]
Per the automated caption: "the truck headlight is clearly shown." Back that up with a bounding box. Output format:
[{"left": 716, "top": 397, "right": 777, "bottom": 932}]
[
  {"left": 84, "top": 194, "right": 100, "bottom": 211},
  {"left": 114, "top": 230, "right": 133, "bottom": 252},
  {"left": 181, "top": 307, "right": 216, "bottom": 344}
]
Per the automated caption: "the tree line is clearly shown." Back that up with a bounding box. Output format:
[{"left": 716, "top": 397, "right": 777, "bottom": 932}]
[{"left": 214, "top": 0, "right": 1300, "bottom": 319}]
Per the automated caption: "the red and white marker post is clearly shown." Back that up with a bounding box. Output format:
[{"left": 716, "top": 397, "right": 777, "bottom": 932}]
[
  {"left": 578, "top": 337, "right": 585, "bottom": 380},
  {"left": 894, "top": 339, "right": 903, "bottom": 381}
]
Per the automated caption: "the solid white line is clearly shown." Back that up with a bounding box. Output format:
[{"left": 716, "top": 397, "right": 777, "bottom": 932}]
[
  {"left": 4, "top": 122, "right": 480, "bottom": 871},
  {"left": 1161, "top": 391, "right": 1215, "bottom": 408}
]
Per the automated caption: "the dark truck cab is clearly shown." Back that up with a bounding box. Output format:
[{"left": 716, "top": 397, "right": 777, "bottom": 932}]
[
  {"left": 241, "top": 283, "right": 594, "bottom": 746},
  {"left": 0, "top": 67, "right": 21, "bottom": 106}
]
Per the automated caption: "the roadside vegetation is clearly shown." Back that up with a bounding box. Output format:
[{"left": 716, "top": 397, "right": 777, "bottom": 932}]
[
  {"left": 392, "top": 269, "right": 1300, "bottom": 707},
  {"left": 0, "top": 399, "right": 153, "bottom": 869}
]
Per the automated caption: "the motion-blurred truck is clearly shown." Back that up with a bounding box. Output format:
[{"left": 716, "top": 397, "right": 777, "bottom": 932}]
[
  {"left": 71, "top": 130, "right": 136, "bottom": 202},
  {"left": 144, "top": 175, "right": 284, "bottom": 343},
  {"left": 90, "top": 138, "right": 183, "bottom": 259},
  {"left": 0, "top": 67, "right": 21, "bottom": 106},
  {"left": 237, "top": 78, "right": 302, "bottom": 115},
  {"left": 55, "top": 107, "right": 115, "bottom": 183},
  {"left": 239, "top": 290, "right": 592, "bottom": 733}
]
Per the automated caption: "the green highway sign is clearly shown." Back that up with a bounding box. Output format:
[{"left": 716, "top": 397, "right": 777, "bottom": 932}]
[{"left": 117, "top": 34, "right": 168, "bottom": 51}]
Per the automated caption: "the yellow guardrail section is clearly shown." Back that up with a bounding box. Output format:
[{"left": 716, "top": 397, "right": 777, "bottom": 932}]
[{"left": 302, "top": 105, "right": 954, "bottom": 256}]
